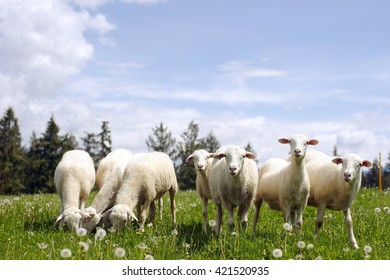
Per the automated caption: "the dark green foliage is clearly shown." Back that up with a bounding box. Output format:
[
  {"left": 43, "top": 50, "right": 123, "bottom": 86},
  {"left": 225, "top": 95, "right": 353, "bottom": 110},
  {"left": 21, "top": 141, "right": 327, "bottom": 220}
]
[
  {"left": 146, "top": 122, "right": 177, "bottom": 158},
  {"left": 0, "top": 107, "right": 25, "bottom": 194}
]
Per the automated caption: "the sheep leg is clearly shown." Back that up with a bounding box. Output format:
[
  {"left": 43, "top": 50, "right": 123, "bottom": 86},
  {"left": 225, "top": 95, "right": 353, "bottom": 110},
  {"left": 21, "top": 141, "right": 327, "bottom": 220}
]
[
  {"left": 169, "top": 188, "right": 177, "bottom": 225},
  {"left": 252, "top": 199, "right": 263, "bottom": 233},
  {"left": 226, "top": 204, "right": 236, "bottom": 232},
  {"left": 315, "top": 204, "right": 327, "bottom": 235},
  {"left": 344, "top": 209, "right": 358, "bottom": 249},
  {"left": 158, "top": 197, "right": 163, "bottom": 220},
  {"left": 215, "top": 203, "right": 223, "bottom": 235},
  {"left": 149, "top": 201, "right": 156, "bottom": 224},
  {"left": 138, "top": 202, "right": 151, "bottom": 232},
  {"left": 201, "top": 197, "right": 209, "bottom": 234},
  {"left": 238, "top": 203, "right": 250, "bottom": 231}
]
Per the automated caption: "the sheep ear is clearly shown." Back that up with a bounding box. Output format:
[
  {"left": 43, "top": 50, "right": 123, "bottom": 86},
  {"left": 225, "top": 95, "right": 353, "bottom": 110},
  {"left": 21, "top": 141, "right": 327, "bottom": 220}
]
[
  {"left": 207, "top": 153, "right": 215, "bottom": 158},
  {"left": 186, "top": 155, "right": 194, "bottom": 162},
  {"left": 213, "top": 153, "right": 226, "bottom": 160},
  {"left": 54, "top": 214, "right": 64, "bottom": 227},
  {"left": 245, "top": 152, "right": 256, "bottom": 159},
  {"left": 307, "top": 139, "right": 319, "bottom": 145},
  {"left": 127, "top": 209, "right": 138, "bottom": 222},
  {"left": 278, "top": 138, "right": 290, "bottom": 144},
  {"left": 361, "top": 160, "right": 372, "bottom": 168},
  {"left": 79, "top": 209, "right": 90, "bottom": 219},
  {"left": 332, "top": 158, "right": 343, "bottom": 165},
  {"left": 101, "top": 207, "right": 113, "bottom": 219}
]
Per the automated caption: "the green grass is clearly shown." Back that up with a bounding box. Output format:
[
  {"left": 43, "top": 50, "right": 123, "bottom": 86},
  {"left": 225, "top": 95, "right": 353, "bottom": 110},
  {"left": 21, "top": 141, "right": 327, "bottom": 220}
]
[{"left": 0, "top": 188, "right": 389, "bottom": 260}]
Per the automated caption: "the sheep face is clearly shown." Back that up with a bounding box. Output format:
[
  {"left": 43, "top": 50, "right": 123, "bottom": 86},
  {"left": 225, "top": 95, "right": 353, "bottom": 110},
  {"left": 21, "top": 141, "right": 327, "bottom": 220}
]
[
  {"left": 214, "top": 146, "right": 256, "bottom": 176},
  {"left": 279, "top": 134, "right": 319, "bottom": 161},
  {"left": 80, "top": 207, "right": 101, "bottom": 232},
  {"left": 107, "top": 204, "right": 138, "bottom": 232},
  {"left": 332, "top": 154, "right": 372, "bottom": 183},
  {"left": 186, "top": 149, "right": 214, "bottom": 172},
  {"left": 55, "top": 206, "right": 84, "bottom": 232}
]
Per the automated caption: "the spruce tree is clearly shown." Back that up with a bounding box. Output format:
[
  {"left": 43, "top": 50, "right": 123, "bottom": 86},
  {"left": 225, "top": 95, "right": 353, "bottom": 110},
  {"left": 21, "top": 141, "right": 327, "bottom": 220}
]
[
  {"left": 0, "top": 107, "right": 25, "bottom": 194},
  {"left": 198, "top": 131, "right": 220, "bottom": 153},
  {"left": 99, "top": 121, "right": 112, "bottom": 160},
  {"left": 146, "top": 122, "right": 177, "bottom": 158}
]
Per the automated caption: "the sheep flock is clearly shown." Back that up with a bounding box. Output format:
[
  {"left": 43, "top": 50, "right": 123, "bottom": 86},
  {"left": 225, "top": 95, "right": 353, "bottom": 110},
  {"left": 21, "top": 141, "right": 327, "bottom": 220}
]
[{"left": 54, "top": 134, "right": 372, "bottom": 248}]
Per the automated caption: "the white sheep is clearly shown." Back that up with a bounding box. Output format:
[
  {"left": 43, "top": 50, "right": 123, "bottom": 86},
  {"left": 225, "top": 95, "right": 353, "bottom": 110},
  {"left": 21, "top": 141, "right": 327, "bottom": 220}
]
[
  {"left": 305, "top": 149, "right": 372, "bottom": 248},
  {"left": 252, "top": 134, "right": 319, "bottom": 233},
  {"left": 54, "top": 150, "right": 95, "bottom": 232},
  {"left": 186, "top": 149, "right": 215, "bottom": 233},
  {"left": 95, "top": 149, "right": 133, "bottom": 190},
  {"left": 209, "top": 145, "right": 258, "bottom": 235},
  {"left": 102, "top": 152, "right": 178, "bottom": 232},
  {"left": 81, "top": 159, "right": 130, "bottom": 232}
]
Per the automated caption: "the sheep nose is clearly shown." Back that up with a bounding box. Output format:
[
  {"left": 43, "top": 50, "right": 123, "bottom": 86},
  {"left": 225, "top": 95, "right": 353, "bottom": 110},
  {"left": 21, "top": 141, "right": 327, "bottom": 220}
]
[
  {"left": 344, "top": 172, "right": 352, "bottom": 181},
  {"left": 294, "top": 149, "right": 301, "bottom": 155},
  {"left": 197, "top": 164, "right": 204, "bottom": 169},
  {"left": 229, "top": 166, "right": 237, "bottom": 172}
]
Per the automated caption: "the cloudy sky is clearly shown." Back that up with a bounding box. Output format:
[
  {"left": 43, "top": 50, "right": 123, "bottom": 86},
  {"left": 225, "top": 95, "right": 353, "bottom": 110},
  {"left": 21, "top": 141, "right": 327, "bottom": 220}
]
[{"left": 1, "top": 0, "right": 389, "bottom": 164}]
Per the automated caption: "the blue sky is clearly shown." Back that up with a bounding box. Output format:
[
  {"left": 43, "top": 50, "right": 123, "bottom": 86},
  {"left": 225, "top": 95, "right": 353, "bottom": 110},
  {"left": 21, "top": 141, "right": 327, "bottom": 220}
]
[{"left": 0, "top": 0, "right": 389, "bottom": 163}]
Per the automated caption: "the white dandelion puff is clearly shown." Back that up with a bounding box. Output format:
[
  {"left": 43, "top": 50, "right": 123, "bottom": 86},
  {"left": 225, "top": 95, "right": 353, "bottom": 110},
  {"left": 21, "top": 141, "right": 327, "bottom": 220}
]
[
  {"left": 307, "top": 244, "right": 314, "bottom": 250},
  {"left": 95, "top": 228, "right": 107, "bottom": 241},
  {"left": 374, "top": 207, "right": 381, "bottom": 213},
  {"left": 145, "top": 254, "right": 154, "bottom": 260},
  {"left": 115, "top": 247, "right": 126, "bottom": 258},
  {"left": 77, "top": 228, "right": 87, "bottom": 237},
  {"left": 171, "top": 229, "right": 178, "bottom": 236},
  {"left": 297, "top": 241, "right": 306, "bottom": 249},
  {"left": 283, "top": 223, "right": 292, "bottom": 231},
  {"left": 208, "top": 220, "right": 216, "bottom": 227},
  {"left": 138, "top": 243, "right": 148, "bottom": 250},
  {"left": 272, "top": 248, "right": 283, "bottom": 258},
  {"left": 79, "top": 242, "right": 89, "bottom": 252},
  {"left": 60, "top": 248, "right": 72, "bottom": 258},
  {"left": 37, "top": 243, "right": 48, "bottom": 250},
  {"left": 363, "top": 245, "right": 372, "bottom": 253},
  {"left": 343, "top": 247, "right": 350, "bottom": 253}
]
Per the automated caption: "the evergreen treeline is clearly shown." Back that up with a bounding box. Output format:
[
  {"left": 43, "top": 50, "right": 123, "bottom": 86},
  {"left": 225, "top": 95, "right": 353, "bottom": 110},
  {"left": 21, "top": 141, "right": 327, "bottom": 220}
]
[{"left": 0, "top": 107, "right": 389, "bottom": 195}]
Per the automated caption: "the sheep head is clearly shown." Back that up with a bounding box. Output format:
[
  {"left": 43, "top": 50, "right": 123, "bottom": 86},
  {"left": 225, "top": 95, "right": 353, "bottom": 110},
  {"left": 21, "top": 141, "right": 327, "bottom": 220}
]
[
  {"left": 332, "top": 154, "right": 372, "bottom": 182},
  {"left": 279, "top": 134, "right": 319, "bottom": 161},
  {"left": 186, "top": 149, "right": 215, "bottom": 172},
  {"left": 213, "top": 145, "right": 256, "bottom": 176},
  {"left": 54, "top": 206, "right": 87, "bottom": 232}
]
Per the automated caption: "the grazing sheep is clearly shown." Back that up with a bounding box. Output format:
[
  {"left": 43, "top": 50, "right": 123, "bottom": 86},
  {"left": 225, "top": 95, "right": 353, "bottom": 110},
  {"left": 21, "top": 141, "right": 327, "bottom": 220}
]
[
  {"left": 252, "top": 134, "right": 319, "bottom": 233},
  {"left": 102, "top": 152, "right": 178, "bottom": 232},
  {"left": 54, "top": 150, "right": 95, "bottom": 232},
  {"left": 209, "top": 145, "right": 258, "bottom": 235},
  {"left": 81, "top": 159, "right": 130, "bottom": 232},
  {"left": 305, "top": 149, "right": 372, "bottom": 248},
  {"left": 95, "top": 149, "right": 133, "bottom": 190},
  {"left": 186, "top": 149, "right": 215, "bottom": 233}
]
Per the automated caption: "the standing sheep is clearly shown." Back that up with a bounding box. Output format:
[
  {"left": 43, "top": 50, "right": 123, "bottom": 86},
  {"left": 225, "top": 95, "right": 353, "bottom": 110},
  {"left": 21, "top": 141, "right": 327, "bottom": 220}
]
[
  {"left": 209, "top": 145, "right": 258, "bottom": 235},
  {"left": 186, "top": 149, "right": 215, "bottom": 233},
  {"left": 54, "top": 150, "right": 95, "bottom": 232},
  {"left": 305, "top": 149, "right": 372, "bottom": 248},
  {"left": 102, "top": 152, "right": 178, "bottom": 232},
  {"left": 252, "top": 134, "right": 319, "bottom": 233},
  {"left": 95, "top": 149, "right": 133, "bottom": 190}
]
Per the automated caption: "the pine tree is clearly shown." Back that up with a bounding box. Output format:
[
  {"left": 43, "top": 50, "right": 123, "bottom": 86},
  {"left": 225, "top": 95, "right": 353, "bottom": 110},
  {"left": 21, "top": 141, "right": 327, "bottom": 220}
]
[
  {"left": 198, "top": 131, "right": 220, "bottom": 152},
  {"left": 81, "top": 132, "right": 100, "bottom": 169},
  {"left": 145, "top": 122, "right": 177, "bottom": 158},
  {"left": 0, "top": 107, "right": 25, "bottom": 194},
  {"left": 99, "top": 121, "right": 112, "bottom": 160},
  {"left": 175, "top": 121, "right": 201, "bottom": 190}
]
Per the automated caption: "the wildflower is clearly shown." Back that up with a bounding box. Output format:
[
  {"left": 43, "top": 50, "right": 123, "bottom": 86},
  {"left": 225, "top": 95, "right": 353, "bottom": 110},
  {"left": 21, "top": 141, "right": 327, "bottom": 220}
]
[
  {"left": 384, "top": 207, "right": 390, "bottom": 214},
  {"left": 147, "top": 223, "right": 153, "bottom": 228},
  {"left": 272, "top": 248, "right": 283, "bottom": 258},
  {"left": 297, "top": 241, "right": 306, "bottom": 249},
  {"left": 315, "top": 255, "right": 323, "bottom": 260},
  {"left": 115, "top": 247, "right": 126, "bottom": 258},
  {"left": 145, "top": 254, "right": 154, "bottom": 260},
  {"left": 138, "top": 243, "right": 148, "bottom": 250},
  {"left": 295, "top": 254, "right": 304, "bottom": 260},
  {"left": 209, "top": 220, "right": 216, "bottom": 227},
  {"left": 374, "top": 208, "right": 381, "bottom": 213},
  {"left": 343, "top": 247, "right": 350, "bottom": 253},
  {"left": 283, "top": 223, "right": 292, "bottom": 231},
  {"left": 79, "top": 242, "right": 89, "bottom": 252},
  {"left": 363, "top": 245, "right": 372, "bottom": 254},
  {"left": 77, "top": 228, "right": 87, "bottom": 237},
  {"left": 95, "top": 228, "right": 107, "bottom": 241},
  {"left": 231, "top": 231, "right": 238, "bottom": 237},
  {"left": 171, "top": 229, "right": 178, "bottom": 236},
  {"left": 307, "top": 244, "right": 314, "bottom": 250},
  {"left": 37, "top": 243, "right": 48, "bottom": 250},
  {"left": 60, "top": 248, "right": 72, "bottom": 258}
]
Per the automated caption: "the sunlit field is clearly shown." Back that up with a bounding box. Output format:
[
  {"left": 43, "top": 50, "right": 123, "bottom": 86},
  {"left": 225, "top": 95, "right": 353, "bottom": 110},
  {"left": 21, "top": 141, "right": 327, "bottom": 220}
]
[{"left": 0, "top": 188, "right": 389, "bottom": 260}]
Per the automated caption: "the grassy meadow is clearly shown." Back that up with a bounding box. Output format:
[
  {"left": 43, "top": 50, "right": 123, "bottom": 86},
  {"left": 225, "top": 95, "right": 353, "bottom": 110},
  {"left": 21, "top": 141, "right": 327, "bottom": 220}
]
[{"left": 0, "top": 188, "right": 389, "bottom": 260}]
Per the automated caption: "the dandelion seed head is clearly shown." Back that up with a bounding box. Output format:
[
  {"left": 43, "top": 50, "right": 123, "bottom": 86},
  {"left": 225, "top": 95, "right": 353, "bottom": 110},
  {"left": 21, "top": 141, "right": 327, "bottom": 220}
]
[
  {"left": 37, "top": 243, "right": 48, "bottom": 250},
  {"left": 272, "top": 248, "right": 283, "bottom": 258},
  {"left": 79, "top": 241, "right": 89, "bottom": 252},
  {"left": 297, "top": 241, "right": 306, "bottom": 249},
  {"left": 145, "top": 254, "right": 154, "bottom": 260},
  {"left": 374, "top": 207, "right": 381, "bottom": 213},
  {"left": 138, "top": 243, "right": 148, "bottom": 250},
  {"left": 95, "top": 228, "right": 106, "bottom": 241},
  {"left": 283, "top": 223, "right": 292, "bottom": 231},
  {"left": 295, "top": 254, "right": 304, "bottom": 260},
  {"left": 343, "top": 247, "right": 350, "bottom": 253},
  {"left": 307, "top": 244, "right": 314, "bottom": 250},
  {"left": 363, "top": 245, "right": 372, "bottom": 253},
  {"left": 208, "top": 220, "right": 216, "bottom": 227},
  {"left": 115, "top": 247, "right": 126, "bottom": 258},
  {"left": 77, "top": 228, "right": 87, "bottom": 237},
  {"left": 171, "top": 229, "right": 178, "bottom": 236},
  {"left": 231, "top": 231, "right": 238, "bottom": 236},
  {"left": 60, "top": 248, "right": 72, "bottom": 258}
]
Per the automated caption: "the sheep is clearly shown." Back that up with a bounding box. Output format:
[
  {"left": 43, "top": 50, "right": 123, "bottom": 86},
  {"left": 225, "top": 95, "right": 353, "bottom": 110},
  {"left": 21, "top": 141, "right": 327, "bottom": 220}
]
[
  {"left": 186, "top": 149, "right": 215, "bottom": 233},
  {"left": 54, "top": 150, "right": 95, "bottom": 232},
  {"left": 252, "top": 134, "right": 319, "bottom": 233},
  {"left": 304, "top": 149, "right": 372, "bottom": 248},
  {"left": 208, "top": 145, "right": 258, "bottom": 235},
  {"left": 81, "top": 159, "right": 130, "bottom": 232},
  {"left": 95, "top": 149, "right": 133, "bottom": 190},
  {"left": 101, "top": 152, "right": 178, "bottom": 232}
]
